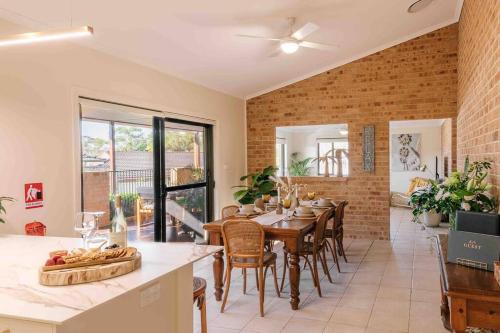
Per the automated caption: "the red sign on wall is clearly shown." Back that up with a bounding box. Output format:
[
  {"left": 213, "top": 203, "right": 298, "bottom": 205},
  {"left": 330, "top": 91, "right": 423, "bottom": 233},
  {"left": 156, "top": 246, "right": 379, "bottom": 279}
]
[{"left": 25, "top": 183, "right": 43, "bottom": 209}]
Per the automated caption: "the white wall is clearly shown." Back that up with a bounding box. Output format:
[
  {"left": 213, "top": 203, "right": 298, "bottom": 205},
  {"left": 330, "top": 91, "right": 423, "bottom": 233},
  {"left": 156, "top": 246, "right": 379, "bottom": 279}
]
[
  {"left": 0, "top": 19, "right": 245, "bottom": 236},
  {"left": 390, "top": 125, "right": 442, "bottom": 193}
]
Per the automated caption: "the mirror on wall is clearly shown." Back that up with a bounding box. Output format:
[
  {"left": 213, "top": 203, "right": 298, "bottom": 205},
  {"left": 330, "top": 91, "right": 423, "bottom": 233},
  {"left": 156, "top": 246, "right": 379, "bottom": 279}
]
[{"left": 275, "top": 124, "right": 349, "bottom": 177}]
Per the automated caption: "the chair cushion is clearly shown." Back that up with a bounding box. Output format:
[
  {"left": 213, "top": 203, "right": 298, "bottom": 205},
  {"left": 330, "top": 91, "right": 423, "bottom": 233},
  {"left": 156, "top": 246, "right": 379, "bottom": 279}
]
[{"left": 232, "top": 252, "right": 277, "bottom": 265}]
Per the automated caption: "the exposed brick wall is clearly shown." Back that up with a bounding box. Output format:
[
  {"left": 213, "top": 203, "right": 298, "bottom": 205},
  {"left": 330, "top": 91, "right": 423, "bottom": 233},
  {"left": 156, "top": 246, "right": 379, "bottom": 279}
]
[
  {"left": 247, "top": 25, "right": 458, "bottom": 240},
  {"left": 83, "top": 172, "right": 110, "bottom": 225},
  {"left": 457, "top": 0, "right": 499, "bottom": 197}
]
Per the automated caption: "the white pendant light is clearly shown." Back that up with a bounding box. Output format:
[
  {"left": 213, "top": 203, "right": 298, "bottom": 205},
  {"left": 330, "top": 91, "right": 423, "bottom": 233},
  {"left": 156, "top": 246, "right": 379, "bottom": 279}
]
[
  {"left": 280, "top": 40, "right": 299, "bottom": 54},
  {"left": 0, "top": 26, "right": 93, "bottom": 47}
]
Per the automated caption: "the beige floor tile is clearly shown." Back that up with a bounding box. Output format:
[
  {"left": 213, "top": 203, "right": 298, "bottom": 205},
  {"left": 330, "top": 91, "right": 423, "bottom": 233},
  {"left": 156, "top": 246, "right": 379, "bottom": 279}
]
[
  {"left": 324, "top": 323, "right": 365, "bottom": 333},
  {"left": 242, "top": 316, "right": 288, "bottom": 333},
  {"left": 365, "top": 328, "right": 406, "bottom": 333},
  {"left": 377, "top": 286, "right": 411, "bottom": 301},
  {"left": 409, "top": 301, "right": 448, "bottom": 333},
  {"left": 281, "top": 318, "right": 327, "bottom": 333},
  {"left": 338, "top": 295, "right": 375, "bottom": 310},
  {"left": 410, "top": 288, "right": 441, "bottom": 304},
  {"left": 351, "top": 271, "right": 383, "bottom": 285},
  {"left": 368, "top": 299, "right": 410, "bottom": 332},
  {"left": 329, "top": 306, "right": 372, "bottom": 327}
]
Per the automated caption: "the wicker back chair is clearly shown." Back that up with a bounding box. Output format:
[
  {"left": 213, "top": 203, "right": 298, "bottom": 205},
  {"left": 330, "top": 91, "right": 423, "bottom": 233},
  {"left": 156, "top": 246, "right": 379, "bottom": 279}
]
[
  {"left": 220, "top": 220, "right": 280, "bottom": 317},
  {"left": 280, "top": 207, "right": 336, "bottom": 297},
  {"left": 325, "top": 201, "right": 349, "bottom": 271},
  {"left": 221, "top": 205, "right": 240, "bottom": 219}
]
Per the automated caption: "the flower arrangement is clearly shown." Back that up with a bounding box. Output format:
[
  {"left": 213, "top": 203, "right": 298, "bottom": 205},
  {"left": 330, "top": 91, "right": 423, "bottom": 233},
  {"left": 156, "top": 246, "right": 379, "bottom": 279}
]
[
  {"left": 268, "top": 175, "right": 305, "bottom": 200},
  {"left": 409, "top": 181, "right": 441, "bottom": 221},
  {"left": 435, "top": 157, "right": 496, "bottom": 229}
]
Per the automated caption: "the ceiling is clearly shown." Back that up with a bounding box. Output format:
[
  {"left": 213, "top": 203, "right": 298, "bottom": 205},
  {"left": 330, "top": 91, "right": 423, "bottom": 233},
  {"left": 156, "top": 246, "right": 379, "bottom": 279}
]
[
  {"left": 0, "top": 0, "right": 462, "bottom": 99},
  {"left": 390, "top": 119, "right": 447, "bottom": 128}
]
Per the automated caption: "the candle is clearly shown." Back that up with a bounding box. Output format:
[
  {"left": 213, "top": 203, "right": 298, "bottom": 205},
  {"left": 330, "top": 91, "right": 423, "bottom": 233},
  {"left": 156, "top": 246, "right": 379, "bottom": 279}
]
[{"left": 277, "top": 186, "right": 281, "bottom": 203}]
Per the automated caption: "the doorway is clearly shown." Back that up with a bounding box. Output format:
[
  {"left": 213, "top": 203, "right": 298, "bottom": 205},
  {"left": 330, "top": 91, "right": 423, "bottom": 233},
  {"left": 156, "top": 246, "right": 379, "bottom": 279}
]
[{"left": 79, "top": 98, "right": 214, "bottom": 243}]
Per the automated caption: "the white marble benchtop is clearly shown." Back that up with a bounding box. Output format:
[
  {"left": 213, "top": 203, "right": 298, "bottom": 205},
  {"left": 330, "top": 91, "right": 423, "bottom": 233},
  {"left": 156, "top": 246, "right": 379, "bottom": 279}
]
[{"left": 0, "top": 234, "right": 221, "bottom": 325}]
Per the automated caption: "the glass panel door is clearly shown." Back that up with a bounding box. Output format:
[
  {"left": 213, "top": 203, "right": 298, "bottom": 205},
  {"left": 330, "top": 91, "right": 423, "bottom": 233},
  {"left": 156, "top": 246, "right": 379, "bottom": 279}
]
[{"left": 162, "top": 120, "right": 213, "bottom": 242}]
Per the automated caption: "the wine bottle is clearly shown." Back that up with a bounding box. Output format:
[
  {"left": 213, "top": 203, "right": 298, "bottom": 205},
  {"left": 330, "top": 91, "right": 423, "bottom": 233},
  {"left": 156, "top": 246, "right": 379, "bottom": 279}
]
[{"left": 109, "top": 195, "right": 128, "bottom": 248}]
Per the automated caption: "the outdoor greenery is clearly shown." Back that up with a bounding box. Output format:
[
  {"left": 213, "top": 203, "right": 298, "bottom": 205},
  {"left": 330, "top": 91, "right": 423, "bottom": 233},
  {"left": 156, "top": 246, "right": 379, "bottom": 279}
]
[
  {"left": 233, "top": 166, "right": 278, "bottom": 204},
  {"left": 288, "top": 153, "right": 313, "bottom": 176},
  {"left": 0, "top": 196, "right": 14, "bottom": 224},
  {"left": 115, "top": 125, "right": 152, "bottom": 152}
]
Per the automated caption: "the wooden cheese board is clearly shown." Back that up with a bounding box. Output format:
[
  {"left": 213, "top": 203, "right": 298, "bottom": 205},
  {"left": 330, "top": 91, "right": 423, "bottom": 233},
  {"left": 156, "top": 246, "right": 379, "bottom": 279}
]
[{"left": 39, "top": 252, "right": 141, "bottom": 286}]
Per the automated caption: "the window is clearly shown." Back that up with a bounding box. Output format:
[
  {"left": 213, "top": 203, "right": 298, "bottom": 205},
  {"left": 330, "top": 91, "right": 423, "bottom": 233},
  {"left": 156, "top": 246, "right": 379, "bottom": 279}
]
[
  {"left": 276, "top": 138, "right": 287, "bottom": 176},
  {"left": 317, "top": 139, "right": 349, "bottom": 176}
]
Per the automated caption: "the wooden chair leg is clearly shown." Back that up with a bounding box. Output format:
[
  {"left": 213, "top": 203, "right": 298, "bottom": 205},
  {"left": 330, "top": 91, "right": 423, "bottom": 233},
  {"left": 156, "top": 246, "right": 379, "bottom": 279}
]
[
  {"left": 280, "top": 252, "right": 288, "bottom": 292},
  {"left": 220, "top": 265, "right": 232, "bottom": 313},
  {"left": 255, "top": 268, "right": 259, "bottom": 291},
  {"left": 337, "top": 238, "right": 348, "bottom": 262},
  {"left": 302, "top": 254, "right": 309, "bottom": 270},
  {"left": 312, "top": 252, "right": 322, "bottom": 297},
  {"left": 327, "top": 239, "right": 341, "bottom": 273},
  {"left": 258, "top": 266, "right": 265, "bottom": 317},
  {"left": 304, "top": 255, "right": 317, "bottom": 287},
  {"left": 271, "top": 264, "right": 281, "bottom": 297},
  {"left": 243, "top": 268, "right": 247, "bottom": 294},
  {"left": 320, "top": 247, "right": 333, "bottom": 283},
  {"left": 198, "top": 294, "right": 207, "bottom": 333}
]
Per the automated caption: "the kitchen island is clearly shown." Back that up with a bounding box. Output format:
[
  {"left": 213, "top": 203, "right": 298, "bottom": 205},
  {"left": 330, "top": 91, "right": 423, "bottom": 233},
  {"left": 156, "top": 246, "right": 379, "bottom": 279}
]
[{"left": 0, "top": 234, "right": 221, "bottom": 333}]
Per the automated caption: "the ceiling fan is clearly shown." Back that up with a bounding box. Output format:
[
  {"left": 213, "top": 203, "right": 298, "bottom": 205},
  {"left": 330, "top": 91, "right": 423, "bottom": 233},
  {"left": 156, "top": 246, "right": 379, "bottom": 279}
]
[{"left": 236, "top": 17, "right": 336, "bottom": 56}]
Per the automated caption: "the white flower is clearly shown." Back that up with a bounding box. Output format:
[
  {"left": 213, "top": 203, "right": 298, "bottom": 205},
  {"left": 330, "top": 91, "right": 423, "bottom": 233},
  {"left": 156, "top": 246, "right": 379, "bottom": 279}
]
[
  {"left": 483, "top": 191, "right": 493, "bottom": 199},
  {"left": 464, "top": 195, "right": 475, "bottom": 201},
  {"left": 442, "top": 192, "right": 450, "bottom": 199},
  {"left": 461, "top": 202, "right": 471, "bottom": 211},
  {"left": 435, "top": 189, "right": 444, "bottom": 200}
]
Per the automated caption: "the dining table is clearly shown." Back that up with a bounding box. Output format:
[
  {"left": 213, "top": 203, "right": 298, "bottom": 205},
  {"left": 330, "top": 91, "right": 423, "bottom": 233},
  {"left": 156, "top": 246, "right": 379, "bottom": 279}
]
[{"left": 203, "top": 209, "right": 321, "bottom": 310}]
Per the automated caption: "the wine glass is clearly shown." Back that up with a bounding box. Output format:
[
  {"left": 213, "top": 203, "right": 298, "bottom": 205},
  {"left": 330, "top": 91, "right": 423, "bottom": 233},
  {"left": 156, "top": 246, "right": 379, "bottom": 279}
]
[
  {"left": 282, "top": 198, "right": 292, "bottom": 221},
  {"left": 74, "top": 212, "right": 96, "bottom": 249}
]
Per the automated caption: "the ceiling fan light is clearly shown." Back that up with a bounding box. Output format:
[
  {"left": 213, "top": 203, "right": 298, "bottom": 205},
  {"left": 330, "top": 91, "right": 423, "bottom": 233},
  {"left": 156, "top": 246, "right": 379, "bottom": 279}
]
[{"left": 280, "top": 41, "right": 299, "bottom": 54}]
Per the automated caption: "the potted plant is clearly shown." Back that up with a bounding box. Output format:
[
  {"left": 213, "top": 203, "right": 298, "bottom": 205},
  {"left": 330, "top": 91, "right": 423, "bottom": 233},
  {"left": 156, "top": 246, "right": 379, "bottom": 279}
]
[
  {"left": 0, "top": 196, "right": 14, "bottom": 224},
  {"left": 289, "top": 153, "right": 313, "bottom": 177},
  {"left": 233, "top": 166, "right": 278, "bottom": 204},
  {"left": 435, "top": 157, "right": 497, "bottom": 229},
  {"left": 410, "top": 181, "right": 442, "bottom": 227}
]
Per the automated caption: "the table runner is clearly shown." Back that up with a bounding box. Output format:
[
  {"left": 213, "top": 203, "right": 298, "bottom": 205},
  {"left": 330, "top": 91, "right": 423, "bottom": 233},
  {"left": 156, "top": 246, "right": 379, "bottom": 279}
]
[{"left": 253, "top": 211, "right": 285, "bottom": 226}]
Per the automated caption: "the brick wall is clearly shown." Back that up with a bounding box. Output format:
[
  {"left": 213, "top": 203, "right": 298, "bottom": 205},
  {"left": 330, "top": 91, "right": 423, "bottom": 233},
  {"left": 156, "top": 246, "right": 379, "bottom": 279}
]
[
  {"left": 83, "top": 172, "right": 110, "bottom": 225},
  {"left": 457, "top": 0, "right": 499, "bottom": 196},
  {"left": 247, "top": 25, "right": 458, "bottom": 240}
]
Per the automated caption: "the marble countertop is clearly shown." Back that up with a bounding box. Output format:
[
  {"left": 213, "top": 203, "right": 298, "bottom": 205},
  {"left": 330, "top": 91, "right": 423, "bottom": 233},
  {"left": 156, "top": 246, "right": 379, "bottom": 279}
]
[{"left": 0, "top": 234, "right": 221, "bottom": 325}]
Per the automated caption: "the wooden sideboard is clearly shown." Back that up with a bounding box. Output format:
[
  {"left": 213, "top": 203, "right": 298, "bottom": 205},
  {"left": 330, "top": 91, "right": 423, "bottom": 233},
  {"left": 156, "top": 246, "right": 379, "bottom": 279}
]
[{"left": 436, "top": 234, "right": 500, "bottom": 332}]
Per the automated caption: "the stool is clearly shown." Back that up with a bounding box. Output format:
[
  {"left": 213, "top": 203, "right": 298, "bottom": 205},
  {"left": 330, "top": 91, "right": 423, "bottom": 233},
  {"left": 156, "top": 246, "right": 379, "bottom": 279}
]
[{"left": 193, "top": 277, "right": 207, "bottom": 333}]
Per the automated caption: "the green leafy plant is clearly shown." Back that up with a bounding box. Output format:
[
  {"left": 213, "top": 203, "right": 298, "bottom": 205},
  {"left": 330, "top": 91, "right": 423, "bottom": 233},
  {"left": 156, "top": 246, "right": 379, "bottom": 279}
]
[
  {"left": 409, "top": 181, "right": 440, "bottom": 222},
  {"left": 289, "top": 153, "right": 313, "bottom": 176},
  {"left": 0, "top": 196, "right": 14, "bottom": 224},
  {"left": 435, "top": 157, "right": 496, "bottom": 229},
  {"left": 233, "top": 166, "right": 278, "bottom": 204}
]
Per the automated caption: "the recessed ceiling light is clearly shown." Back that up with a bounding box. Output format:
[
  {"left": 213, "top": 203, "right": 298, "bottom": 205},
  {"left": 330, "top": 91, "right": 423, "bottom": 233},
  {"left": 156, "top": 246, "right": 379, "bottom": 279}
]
[
  {"left": 0, "top": 26, "right": 93, "bottom": 47},
  {"left": 407, "top": 0, "right": 434, "bottom": 13},
  {"left": 280, "top": 40, "right": 299, "bottom": 54}
]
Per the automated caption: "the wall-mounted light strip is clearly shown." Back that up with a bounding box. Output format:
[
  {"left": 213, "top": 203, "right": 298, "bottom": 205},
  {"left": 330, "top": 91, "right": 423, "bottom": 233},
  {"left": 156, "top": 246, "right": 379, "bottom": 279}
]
[{"left": 0, "top": 26, "right": 93, "bottom": 47}]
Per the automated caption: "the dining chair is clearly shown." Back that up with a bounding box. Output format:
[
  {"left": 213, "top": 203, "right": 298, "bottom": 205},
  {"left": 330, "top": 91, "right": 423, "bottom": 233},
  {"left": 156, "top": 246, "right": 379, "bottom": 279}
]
[
  {"left": 280, "top": 208, "right": 335, "bottom": 297},
  {"left": 221, "top": 205, "right": 240, "bottom": 218},
  {"left": 193, "top": 277, "right": 207, "bottom": 333},
  {"left": 220, "top": 220, "right": 281, "bottom": 317},
  {"left": 325, "top": 201, "right": 349, "bottom": 271}
]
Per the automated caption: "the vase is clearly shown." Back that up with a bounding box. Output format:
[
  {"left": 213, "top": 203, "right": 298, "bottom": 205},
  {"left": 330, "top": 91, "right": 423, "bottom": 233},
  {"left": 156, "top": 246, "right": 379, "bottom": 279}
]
[{"left": 423, "top": 210, "right": 441, "bottom": 227}]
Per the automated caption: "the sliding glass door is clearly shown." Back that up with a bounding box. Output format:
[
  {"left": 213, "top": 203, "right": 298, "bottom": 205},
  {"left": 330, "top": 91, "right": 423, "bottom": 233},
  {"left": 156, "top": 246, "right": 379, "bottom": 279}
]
[
  {"left": 153, "top": 117, "right": 214, "bottom": 242},
  {"left": 79, "top": 98, "right": 213, "bottom": 243}
]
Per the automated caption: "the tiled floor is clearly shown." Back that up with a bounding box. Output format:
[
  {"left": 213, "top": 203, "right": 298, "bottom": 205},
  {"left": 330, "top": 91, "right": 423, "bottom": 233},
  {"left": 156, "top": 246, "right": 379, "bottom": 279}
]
[{"left": 193, "top": 208, "right": 449, "bottom": 333}]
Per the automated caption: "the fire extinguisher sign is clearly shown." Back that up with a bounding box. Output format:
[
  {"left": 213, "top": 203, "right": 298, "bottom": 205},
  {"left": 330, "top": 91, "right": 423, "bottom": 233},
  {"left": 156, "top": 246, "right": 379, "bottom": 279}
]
[{"left": 25, "top": 183, "right": 43, "bottom": 209}]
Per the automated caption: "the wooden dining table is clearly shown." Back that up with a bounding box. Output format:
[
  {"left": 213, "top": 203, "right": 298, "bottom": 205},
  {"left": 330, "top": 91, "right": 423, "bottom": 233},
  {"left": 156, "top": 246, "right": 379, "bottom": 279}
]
[{"left": 203, "top": 212, "right": 317, "bottom": 310}]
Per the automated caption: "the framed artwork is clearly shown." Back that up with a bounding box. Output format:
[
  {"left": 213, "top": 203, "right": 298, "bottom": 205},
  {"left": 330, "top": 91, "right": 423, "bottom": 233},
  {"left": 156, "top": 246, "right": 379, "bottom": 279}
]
[{"left": 391, "top": 133, "right": 421, "bottom": 171}]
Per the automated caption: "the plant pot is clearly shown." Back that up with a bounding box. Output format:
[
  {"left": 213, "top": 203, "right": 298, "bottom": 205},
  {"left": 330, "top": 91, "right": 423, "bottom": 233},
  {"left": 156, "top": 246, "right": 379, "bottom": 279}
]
[{"left": 423, "top": 210, "right": 441, "bottom": 227}]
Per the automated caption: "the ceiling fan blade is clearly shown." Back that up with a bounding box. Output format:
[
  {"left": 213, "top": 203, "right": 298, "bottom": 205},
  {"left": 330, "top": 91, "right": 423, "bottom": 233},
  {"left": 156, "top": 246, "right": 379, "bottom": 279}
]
[
  {"left": 291, "top": 22, "right": 319, "bottom": 40},
  {"left": 236, "top": 34, "right": 281, "bottom": 41},
  {"left": 299, "top": 41, "right": 337, "bottom": 51}
]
